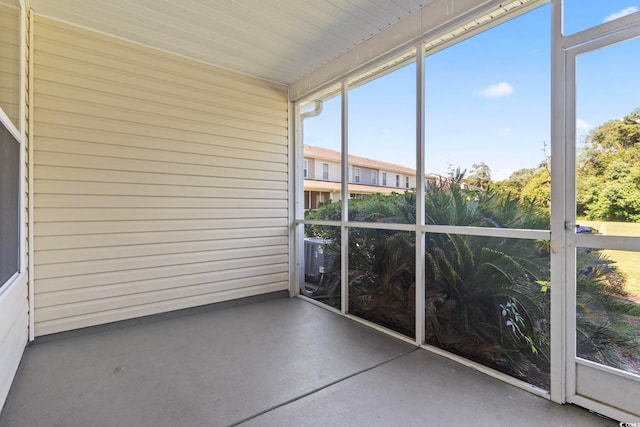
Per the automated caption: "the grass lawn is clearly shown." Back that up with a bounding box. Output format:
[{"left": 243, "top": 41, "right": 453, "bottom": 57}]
[{"left": 578, "top": 220, "right": 640, "bottom": 297}]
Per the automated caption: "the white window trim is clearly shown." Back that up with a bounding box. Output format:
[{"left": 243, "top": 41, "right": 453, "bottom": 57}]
[
  {"left": 0, "top": 109, "right": 23, "bottom": 297},
  {"left": 0, "top": 0, "right": 27, "bottom": 304}
]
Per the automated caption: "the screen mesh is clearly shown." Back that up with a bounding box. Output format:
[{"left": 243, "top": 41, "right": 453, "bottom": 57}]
[{"left": 0, "top": 120, "right": 19, "bottom": 287}]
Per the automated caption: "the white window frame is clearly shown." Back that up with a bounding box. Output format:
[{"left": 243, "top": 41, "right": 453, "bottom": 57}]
[
  {"left": 354, "top": 167, "right": 361, "bottom": 183},
  {"left": 0, "top": 110, "right": 24, "bottom": 297},
  {"left": 322, "top": 163, "right": 329, "bottom": 180},
  {"left": 0, "top": 0, "right": 28, "bottom": 337},
  {"left": 382, "top": 172, "right": 387, "bottom": 186},
  {"left": 395, "top": 174, "right": 400, "bottom": 187},
  {"left": 303, "top": 159, "right": 308, "bottom": 178},
  {"left": 372, "top": 171, "right": 378, "bottom": 185}
]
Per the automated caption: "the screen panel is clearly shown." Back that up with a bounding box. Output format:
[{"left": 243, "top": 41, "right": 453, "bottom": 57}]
[{"left": 0, "top": 118, "right": 19, "bottom": 287}]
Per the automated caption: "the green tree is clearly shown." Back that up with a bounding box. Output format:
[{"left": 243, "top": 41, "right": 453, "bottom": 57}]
[
  {"left": 520, "top": 167, "right": 550, "bottom": 209},
  {"left": 493, "top": 160, "right": 550, "bottom": 215},
  {"left": 577, "top": 108, "right": 640, "bottom": 221},
  {"left": 496, "top": 167, "right": 539, "bottom": 195},
  {"left": 466, "top": 162, "right": 492, "bottom": 190}
]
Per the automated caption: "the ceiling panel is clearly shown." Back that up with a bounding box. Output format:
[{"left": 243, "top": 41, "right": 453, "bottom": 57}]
[{"left": 29, "top": 0, "right": 429, "bottom": 84}]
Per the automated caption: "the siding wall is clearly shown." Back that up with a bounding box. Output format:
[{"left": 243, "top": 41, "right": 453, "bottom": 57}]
[
  {"left": 0, "top": 276, "right": 28, "bottom": 410},
  {"left": 32, "top": 16, "right": 290, "bottom": 336},
  {"left": 0, "top": 1, "right": 28, "bottom": 411},
  {"left": 0, "top": 2, "right": 20, "bottom": 127}
]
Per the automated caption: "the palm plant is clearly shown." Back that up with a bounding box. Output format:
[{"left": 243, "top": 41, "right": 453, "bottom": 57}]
[
  {"left": 423, "top": 231, "right": 550, "bottom": 386},
  {"left": 349, "top": 192, "right": 416, "bottom": 224},
  {"left": 349, "top": 230, "right": 416, "bottom": 337},
  {"left": 307, "top": 188, "right": 551, "bottom": 383},
  {"left": 305, "top": 179, "right": 638, "bottom": 386},
  {"left": 421, "top": 179, "right": 551, "bottom": 387},
  {"left": 576, "top": 253, "right": 640, "bottom": 371}
]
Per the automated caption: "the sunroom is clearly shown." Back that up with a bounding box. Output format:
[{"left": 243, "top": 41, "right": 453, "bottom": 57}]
[{"left": 1, "top": 0, "right": 639, "bottom": 425}]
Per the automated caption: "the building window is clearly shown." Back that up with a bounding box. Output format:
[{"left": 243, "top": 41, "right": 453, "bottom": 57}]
[
  {"left": 303, "top": 159, "right": 308, "bottom": 178},
  {"left": 405, "top": 176, "right": 410, "bottom": 188},
  {"left": 382, "top": 172, "right": 387, "bottom": 186},
  {"left": 395, "top": 174, "right": 400, "bottom": 187},
  {"left": 371, "top": 171, "right": 377, "bottom": 185},
  {"left": 354, "top": 167, "right": 361, "bottom": 183},
  {"left": 1, "top": 117, "right": 20, "bottom": 289},
  {"left": 322, "top": 163, "right": 329, "bottom": 180}
]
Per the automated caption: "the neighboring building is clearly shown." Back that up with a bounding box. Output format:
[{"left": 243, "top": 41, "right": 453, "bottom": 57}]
[{"left": 303, "top": 145, "right": 448, "bottom": 210}]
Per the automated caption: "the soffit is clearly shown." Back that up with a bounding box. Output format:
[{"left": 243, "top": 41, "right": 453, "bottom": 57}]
[{"left": 28, "top": 0, "right": 431, "bottom": 85}]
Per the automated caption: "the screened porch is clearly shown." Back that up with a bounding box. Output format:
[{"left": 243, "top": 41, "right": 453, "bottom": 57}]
[{"left": 1, "top": 0, "right": 639, "bottom": 425}]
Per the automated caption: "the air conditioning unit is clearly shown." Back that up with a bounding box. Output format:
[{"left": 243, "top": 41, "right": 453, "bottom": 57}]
[{"left": 303, "top": 237, "right": 331, "bottom": 282}]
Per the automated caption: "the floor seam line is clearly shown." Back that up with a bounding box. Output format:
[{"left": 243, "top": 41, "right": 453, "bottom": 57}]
[{"left": 227, "top": 346, "right": 420, "bottom": 427}]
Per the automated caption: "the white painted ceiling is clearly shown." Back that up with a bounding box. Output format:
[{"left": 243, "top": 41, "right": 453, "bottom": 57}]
[{"left": 29, "top": 0, "right": 432, "bottom": 85}]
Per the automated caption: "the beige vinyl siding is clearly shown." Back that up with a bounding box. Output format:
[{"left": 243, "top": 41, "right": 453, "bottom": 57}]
[
  {"left": 0, "top": 2, "right": 20, "bottom": 127},
  {"left": 0, "top": 1, "right": 28, "bottom": 412},
  {"left": 0, "top": 275, "right": 28, "bottom": 409},
  {"left": 32, "top": 16, "right": 289, "bottom": 336}
]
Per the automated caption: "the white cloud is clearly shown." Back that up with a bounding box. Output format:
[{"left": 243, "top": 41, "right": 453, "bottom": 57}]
[
  {"left": 576, "top": 118, "right": 592, "bottom": 132},
  {"left": 498, "top": 127, "right": 512, "bottom": 135},
  {"left": 604, "top": 6, "right": 639, "bottom": 22},
  {"left": 474, "top": 82, "right": 514, "bottom": 99}
]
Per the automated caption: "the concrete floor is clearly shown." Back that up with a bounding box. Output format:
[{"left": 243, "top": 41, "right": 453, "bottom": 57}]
[{"left": 0, "top": 294, "right": 617, "bottom": 427}]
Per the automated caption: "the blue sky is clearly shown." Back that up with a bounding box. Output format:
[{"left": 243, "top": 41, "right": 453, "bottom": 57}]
[{"left": 303, "top": 2, "right": 640, "bottom": 181}]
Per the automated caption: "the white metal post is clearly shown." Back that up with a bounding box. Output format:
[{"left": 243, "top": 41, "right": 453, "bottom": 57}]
[
  {"left": 290, "top": 100, "right": 301, "bottom": 298},
  {"left": 18, "top": 0, "right": 26, "bottom": 282},
  {"left": 27, "top": 4, "right": 35, "bottom": 342},
  {"left": 415, "top": 42, "right": 426, "bottom": 345},
  {"left": 563, "top": 48, "right": 579, "bottom": 403},
  {"left": 340, "top": 81, "right": 349, "bottom": 314},
  {"left": 549, "top": 0, "right": 567, "bottom": 404}
]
